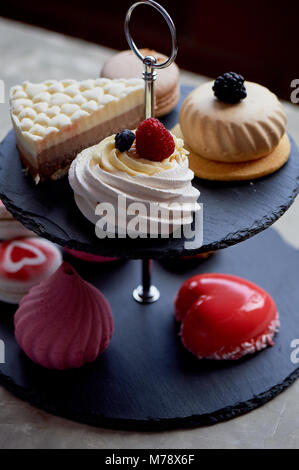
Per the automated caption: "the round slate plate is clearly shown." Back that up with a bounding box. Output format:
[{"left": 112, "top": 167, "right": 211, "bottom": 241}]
[
  {"left": 0, "top": 85, "right": 298, "bottom": 259},
  {"left": 0, "top": 228, "right": 298, "bottom": 431}
]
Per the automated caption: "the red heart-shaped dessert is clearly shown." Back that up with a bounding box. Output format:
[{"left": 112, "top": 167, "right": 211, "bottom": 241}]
[{"left": 175, "top": 273, "right": 279, "bottom": 360}]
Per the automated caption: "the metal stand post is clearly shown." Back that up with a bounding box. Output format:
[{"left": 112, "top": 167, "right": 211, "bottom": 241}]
[
  {"left": 125, "top": 1, "right": 178, "bottom": 303},
  {"left": 133, "top": 258, "right": 160, "bottom": 303}
]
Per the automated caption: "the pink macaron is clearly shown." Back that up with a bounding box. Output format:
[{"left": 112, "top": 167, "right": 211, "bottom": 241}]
[{"left": 0, "top": 200, "right": 34, "bottom": 240}]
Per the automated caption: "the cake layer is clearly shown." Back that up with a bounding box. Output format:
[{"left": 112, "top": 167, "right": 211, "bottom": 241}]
[{"left": 17, "top": 105, "right": 144, "bottom": 182}]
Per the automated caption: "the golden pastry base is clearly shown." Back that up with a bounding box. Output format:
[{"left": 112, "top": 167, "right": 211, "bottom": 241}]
[{"left": 172, "top": 124, "right": 291, "bottom": 181}]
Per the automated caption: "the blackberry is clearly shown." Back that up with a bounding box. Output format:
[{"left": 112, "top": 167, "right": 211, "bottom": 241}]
[
  {"left": 115, "top": 129, "right": 135, "bottom": 152},
  {"left": 212, "top": 72, "right": 247, "bottom": 104}
]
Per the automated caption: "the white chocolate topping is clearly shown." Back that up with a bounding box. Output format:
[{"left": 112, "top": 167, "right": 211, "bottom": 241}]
[{"left": 10, "top": 78, "right": 144, "bottom": 162}]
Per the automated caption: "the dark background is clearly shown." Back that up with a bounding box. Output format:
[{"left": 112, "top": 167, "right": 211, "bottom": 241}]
[{"left": 1, "top": 0, "right": 298, "bottom": 101}]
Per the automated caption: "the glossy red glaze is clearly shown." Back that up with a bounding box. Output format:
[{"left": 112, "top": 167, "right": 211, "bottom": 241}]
[{"left": 176, "top": 274, "right": 279, "bottom": 360}]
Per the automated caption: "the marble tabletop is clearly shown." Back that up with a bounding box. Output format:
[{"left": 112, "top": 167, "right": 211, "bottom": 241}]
[{"left": 0, "top": 17, "right": 299, "bottom": 449}]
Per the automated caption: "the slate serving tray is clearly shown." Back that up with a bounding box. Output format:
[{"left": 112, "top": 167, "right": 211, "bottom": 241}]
[
  {"left": 0, "top": 229, "right": 298, "bottom": 431},
  {"left": 0, "top": 85, "right": 298, "bottom": 259}
]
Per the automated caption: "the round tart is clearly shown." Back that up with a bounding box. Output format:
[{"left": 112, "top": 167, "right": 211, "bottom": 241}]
[
  {"left": 176, "top": 80, "right": 290, "bottom": 180},
  {"left": 180, "top": 81, "right": 286, "bottom": 162},
  {"left": 64, "top": 247, "right": 119, "bottom": 263}
]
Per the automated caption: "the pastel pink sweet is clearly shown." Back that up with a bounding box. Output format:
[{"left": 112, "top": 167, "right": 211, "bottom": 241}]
[
  {"left": 0, "top": 199, "right": 34, "bottom": 240},
  {"left": 0, "top": 237, "right": 62, "bottom": 304},
  {"left": 14, "top": 261, "right": 114, "bottom": 369},
  {"left": 64, "top": 247, "right": 118, "bottom": 262}
]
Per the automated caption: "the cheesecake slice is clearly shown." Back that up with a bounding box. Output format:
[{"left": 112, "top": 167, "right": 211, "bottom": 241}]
[{"left": 10, "top": 78, "right": 144, "bottom": 183}]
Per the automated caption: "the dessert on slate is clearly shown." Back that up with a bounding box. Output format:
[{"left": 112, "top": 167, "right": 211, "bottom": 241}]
[
  {"left": 14, "top": 262, "right": 114, "bottom": 369},
  {"left": 69, "top": 118, "right": 200, "bottom": 235},
  {"left": 0, "top": 199, "right": 34, "bottom": 240},
  {"left": 173, "top": 72, "right": 290, "bottom": 181},
  {"left": 175, "top": 273, "right": 279, "bottom": 360},
  {"left": 9, "top": 78, "right": 144, "bottom": 183},
  {"left": 0, "top": 237, "right": 62, "bottom": 304},
  {"left": 101, "top": 49, "right": 180, "bottom": 117}
]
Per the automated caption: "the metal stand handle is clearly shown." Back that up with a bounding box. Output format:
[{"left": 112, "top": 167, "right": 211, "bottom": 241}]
[
  {"left": 125, "top": 0, "right": 178, "bottom": 120},
  {"left": 125, "top": 1, "right": 177, "bottom": 304}
]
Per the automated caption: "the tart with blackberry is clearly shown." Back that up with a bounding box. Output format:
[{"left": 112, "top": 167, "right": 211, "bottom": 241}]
[{"left": 172, "top": 73, "right": 290, "bottom": 181}]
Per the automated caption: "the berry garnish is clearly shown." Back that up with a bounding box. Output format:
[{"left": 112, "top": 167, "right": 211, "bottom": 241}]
[
  {"left": 135, "top": 118, "right": 175, "bottom": 162},
  {"left": 115, "top": 129, "right": 135, "bottom": 152},
  {"left": 212, "top": 72, "right": 247, "bottom": 104}
]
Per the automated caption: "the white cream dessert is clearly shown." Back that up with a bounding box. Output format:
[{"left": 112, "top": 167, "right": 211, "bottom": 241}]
[
  {"left": 69, "top": 128, "right": 200, "bottom": 235},
  {"left": 10, "top": 78, "right": 144, "bottom": 183}
]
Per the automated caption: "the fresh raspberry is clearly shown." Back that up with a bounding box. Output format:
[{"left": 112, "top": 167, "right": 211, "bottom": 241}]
[{"left": 135, "top": 118, "right": 175, "bottom": 162}]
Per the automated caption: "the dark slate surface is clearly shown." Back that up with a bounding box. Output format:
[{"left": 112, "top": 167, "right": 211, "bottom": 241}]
[
  {"left": 0, "top": 85, "right": 298, "bottom": 259},
  {"left": 0, "top": 228, "right": 298, "bottom": 431}
]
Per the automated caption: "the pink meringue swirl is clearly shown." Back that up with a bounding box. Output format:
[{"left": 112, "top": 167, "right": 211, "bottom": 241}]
[{"left": 14, "top": 261, "right": 114, "bottom": 369}]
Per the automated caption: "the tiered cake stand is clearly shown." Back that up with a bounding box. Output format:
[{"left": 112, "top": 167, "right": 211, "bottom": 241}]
[{"left": 0, "top": 85, "right": 299, "bottom": 431}]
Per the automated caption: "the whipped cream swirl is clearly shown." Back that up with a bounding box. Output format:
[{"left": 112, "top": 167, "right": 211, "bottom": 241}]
[{"left": 69, "top": 133, "right": 200, "bottom": 235}]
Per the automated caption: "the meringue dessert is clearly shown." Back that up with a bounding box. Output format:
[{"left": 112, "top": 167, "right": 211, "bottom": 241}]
[
  {"left": 10, "top": 78, "right": 144, "bottom": 183},
  {"left": 174, "top": 73, "right": 290, "bottom": 181},
  {"left": 175, "top": 273, "right": 279, "bottom": 360},
  {"left": 14, "top": 262, "right": 114, "bottom": 369},
  {"left": 69, "top": 118, "right": 200, "bottom": 236}
]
